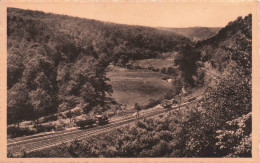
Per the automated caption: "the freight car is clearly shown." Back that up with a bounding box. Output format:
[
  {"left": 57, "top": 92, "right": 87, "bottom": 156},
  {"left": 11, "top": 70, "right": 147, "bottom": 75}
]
[
  {"left": 75, "top": 115, "right": 109, "bottom": 128},
  {"left": 161, "top": 99, "right": 179, "bottom": 108},
  {"left": 95, "top": 115, "right": 109, "bottom": 125}
]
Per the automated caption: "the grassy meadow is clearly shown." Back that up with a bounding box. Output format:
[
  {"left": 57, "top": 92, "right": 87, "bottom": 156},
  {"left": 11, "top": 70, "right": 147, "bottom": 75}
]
[
  {"left": 106, "top": 66, "right": 172, "bottom": 108},
  {"left": 132, "top": 58, "right": 175, "bottom": 70}
]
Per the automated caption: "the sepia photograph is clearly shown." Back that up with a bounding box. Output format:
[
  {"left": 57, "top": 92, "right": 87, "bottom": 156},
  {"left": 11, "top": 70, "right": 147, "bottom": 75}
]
[{"left": 0, "top": 0, "right": 258, "bottom": 161}]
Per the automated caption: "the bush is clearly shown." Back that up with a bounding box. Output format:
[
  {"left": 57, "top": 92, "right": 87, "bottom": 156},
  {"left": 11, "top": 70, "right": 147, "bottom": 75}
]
[
  {"left": 39, "top": 114, "right": 58, "bottom": 123},
  {"left": 54, "top": 125, "right": 65, "bottom": 131},
  {"left": 58, "top": 112, "right": 67, "bottom": 119},
  {"left": 54, "top": 119, "right": 66, "bottom": 131},
  {"left": 161, "top": 67, "right": 166, "bottom": 74},
  {"left": 72, "top": 109, "right": 81, "bottom": 117},
  {"left": 7, "top": 151, "right": 14, "bottom": 158},
  {"left": 164, "top": 89, "right": 175, "bottom": 100},
  {"left": 7, "top": 126, "right": 37, "bottom": 138},
  {"left": 143, "top": 99, "right": 160, "bottom": 109},
  {"left": 162, "top": 76, "right": 168, "bottom": 80},
  {"left": 64, "top": 109, "right": 82, "bottom": 118},
  {"left": 36, "top": 123, "right": 56, "bottom": 133},
  {"left": 64, "top": 111, "right": 72, "bottom": 118}
]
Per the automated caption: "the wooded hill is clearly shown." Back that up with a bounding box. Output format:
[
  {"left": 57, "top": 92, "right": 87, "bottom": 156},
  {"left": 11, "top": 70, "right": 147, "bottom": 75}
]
[
  {"left": 196, "top": 15, "right": 251, "bottom": 75},
  {"left": 7, "top": 7, "right": 191, "bottom": 125}
]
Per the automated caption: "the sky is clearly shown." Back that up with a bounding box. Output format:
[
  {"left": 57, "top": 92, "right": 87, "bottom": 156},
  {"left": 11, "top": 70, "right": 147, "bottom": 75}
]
[{"left": 4, "top": 1, "right": 253, "bottom": 28}]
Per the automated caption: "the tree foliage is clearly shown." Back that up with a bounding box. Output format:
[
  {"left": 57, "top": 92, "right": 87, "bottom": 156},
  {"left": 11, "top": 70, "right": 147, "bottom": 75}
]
[{"left": 174, "top": 44, "right": 201, "bottom": 86}]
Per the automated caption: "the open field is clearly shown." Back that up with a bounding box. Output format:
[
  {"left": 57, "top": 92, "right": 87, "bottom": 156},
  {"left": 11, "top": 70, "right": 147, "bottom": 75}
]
[
  {"left": 132, "top": 58, "right": 175, "bottom": 70},
  {"left": 106, "top": 66, "right": 172, "bottom": 108}
]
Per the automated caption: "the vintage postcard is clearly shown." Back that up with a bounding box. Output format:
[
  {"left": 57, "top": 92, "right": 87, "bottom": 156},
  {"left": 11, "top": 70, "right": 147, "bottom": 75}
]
[{"left": 0, "top": 0, "right": 259, "bottom": 162}]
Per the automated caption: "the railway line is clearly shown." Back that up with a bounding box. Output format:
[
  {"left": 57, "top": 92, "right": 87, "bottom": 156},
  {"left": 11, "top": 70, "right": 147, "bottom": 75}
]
[
  {"left": 7, "top": 113, "right": 134, "bottom": 145},
  {"left": 8, "top": 94, "right": 201, "bottom": 157}
]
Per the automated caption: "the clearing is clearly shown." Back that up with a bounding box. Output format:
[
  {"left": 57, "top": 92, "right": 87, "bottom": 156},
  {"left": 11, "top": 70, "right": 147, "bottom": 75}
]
[{"left": 106, "top": 66, "right": 172, "bottom": 108}]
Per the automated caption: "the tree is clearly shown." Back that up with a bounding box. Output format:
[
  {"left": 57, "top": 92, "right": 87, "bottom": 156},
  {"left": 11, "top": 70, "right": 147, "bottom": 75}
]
[
  {"left": 167, "top": 67, "right": 175, "bottom": 75},
  {"left": 215, "top": 113, "right": 251, "bottom": 157},
  {"left": 135, "top": 103, "right": 141, "bottom": 120},
  {"left": 161, "top": 67, "right": 166, "bottom": 74},
  {"left": 174, "top": 44, "right": 201, "bottom": 86},
  {"left": 7, "top": 83, "right": 33, "bottom": 126},
  {"left": 7, "top": 49, "right": 24, "bottom": 89},
  {"left": 118, "top": 55, "right": 129, "bottom": 66},
  {"left": 175, "top": 63, "right": 251, "bottom": 157},
  {"left": 170, "top": 76, "right": 183, "bottom": 96},
  {"left": 29, "top": 88, "right": 52, "bottom": 126}
]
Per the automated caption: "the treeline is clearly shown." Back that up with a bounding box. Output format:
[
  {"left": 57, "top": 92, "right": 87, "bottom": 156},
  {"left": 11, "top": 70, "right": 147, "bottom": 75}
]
[{"left": 7, "top": 7, "right": 191, "bottom": 126}]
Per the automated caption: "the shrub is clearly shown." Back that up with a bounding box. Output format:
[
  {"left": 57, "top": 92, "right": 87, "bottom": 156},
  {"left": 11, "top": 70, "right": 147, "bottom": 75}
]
[
  {"left": 58, "top": 112, "right": 67, "bottom": 119},
  {"left": 39, "top": 114, "right": 58, "bottom": 123},
  {"left": 64, "top": 108, "right": 82, "bottom": 118},
  {"left": 7, "top": 151, "right": 14, "bottom": 158},
  {"left": 72, "top": 109, "right": 81, "bottom": 117},
  {"left": 164, "top": 89, "right": 175, "bottom": 100},
  {"left": 161, "top": 67, "right": 166, "bottom": 74},
  {"left": 162, "top": 76, "right": 168, "bottom": 80},
  {"left": 143, "top": 98, "right": 160, "bottom": 109},
  {"left": 7, "top": 126, "right": 37, "bottom": 138},
  {"left": 36, "top": 122, "right": 56, "bottom": 133},
  {"left": 64, "top": 111, "right": 72, "bottom": 118},
  {"left": 54, "top": 119, "right": 66, "bottom": 131},
  {"left": 8, "top": 126, "right": 19, "bottom": 138},
  {"left": 55, "top": 125, "right": 65, "bottom": 131}
]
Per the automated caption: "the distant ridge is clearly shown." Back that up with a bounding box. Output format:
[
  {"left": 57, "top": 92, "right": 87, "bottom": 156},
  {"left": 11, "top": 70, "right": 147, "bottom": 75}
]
[{"left": 157, "top": 27, "right": 222, "bottom": 42}]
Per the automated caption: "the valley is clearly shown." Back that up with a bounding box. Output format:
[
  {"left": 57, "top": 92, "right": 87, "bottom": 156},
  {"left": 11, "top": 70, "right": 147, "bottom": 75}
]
[{"left": 6, "top": 7, "right": 252, "bottom": 158}]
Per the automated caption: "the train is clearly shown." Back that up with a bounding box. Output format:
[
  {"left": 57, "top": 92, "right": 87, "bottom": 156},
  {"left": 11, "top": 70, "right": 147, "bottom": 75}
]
[
  {"left": 75, "top": 115, "right": 109, "bottom": 128},
  {"left": 161, "top": 99, "right": 178, "bottom": 108}
]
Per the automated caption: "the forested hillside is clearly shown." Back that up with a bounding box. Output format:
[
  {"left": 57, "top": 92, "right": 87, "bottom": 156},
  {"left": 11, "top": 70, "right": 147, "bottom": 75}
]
[
  {"left": 23, "top": 14, "right": 252, "bottom": 158},
  {"left": 7, "top": 8, "right": 191, "bottom": 126},
  {"left": 196, "top": 15, "right": 251, "bottom": 75}
]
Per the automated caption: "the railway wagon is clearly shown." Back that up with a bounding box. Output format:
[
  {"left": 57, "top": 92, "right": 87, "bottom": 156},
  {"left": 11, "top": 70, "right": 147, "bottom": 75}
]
[
  {"left": 161, "top": 100, "right": 172, "bottom": 108},
  {"left": 75, "top": 115, "right": 109, "bottom": 128},
  {"left": 161, "top": 99, "right": 179, "bottom": 108},
  {"left": 95, "top": 115, "right": 109, "bottom": 125},
  {"left": 75, "top": 118, "right": 96, "bottom": 128}
]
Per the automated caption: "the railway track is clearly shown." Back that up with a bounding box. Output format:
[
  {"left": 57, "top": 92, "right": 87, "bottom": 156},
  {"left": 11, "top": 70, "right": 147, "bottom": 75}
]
[
  {"left": 8, "top": 95, "right": 201, "bottom": 157},
  {"left": 7, "top": 113, "right": 135, "bottom": 145}
]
